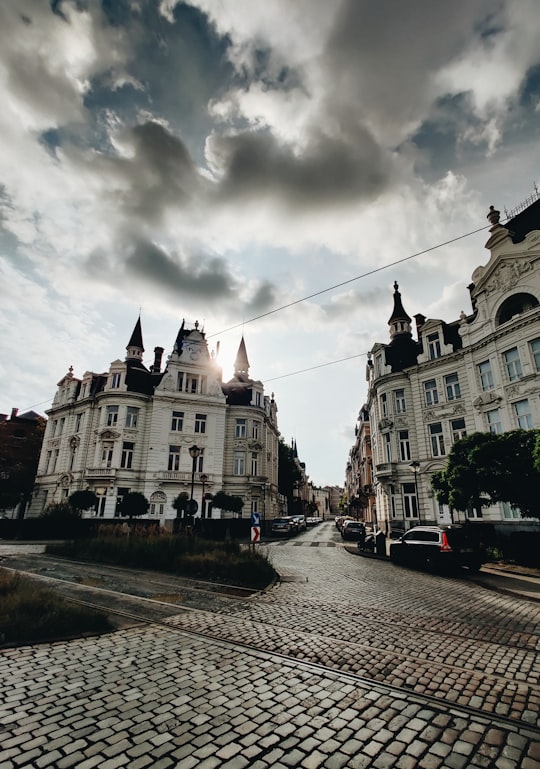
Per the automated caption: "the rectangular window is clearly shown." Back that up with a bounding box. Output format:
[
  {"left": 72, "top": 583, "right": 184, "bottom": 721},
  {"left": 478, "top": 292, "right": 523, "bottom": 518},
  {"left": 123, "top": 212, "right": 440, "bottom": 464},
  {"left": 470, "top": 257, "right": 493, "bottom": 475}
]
[
  {"left": 504, "top": 347, "right": 523, "bottom": 382},
  {"left": 121, "top": 441, "right": 134, "bottom": 469},
  {"left": 429, "top": 423, "right": 445, "bottom": 457},
  {"left": 251, "top": 452, "right": 259, "bottom": 476},
  {"left": 255, "top": 391, "right": 262, "bottom": 407},
  {"left": 59, "top": 417, "right": 65, "bottom": 434},
  {"left": 125, "top": 407, "right": 139, "bottom": 429},
  {"left": 110, "top": 372, "right": 121, "bottom": 389},
  {"left": 531, "top": 338, "right": 540, "bottom": 372},
  {"left": 106, "top": 405, "right": 119, "bottom": 426},
  {"left": 45, "top": 451, "right": 52, "bottom": 474},
  {"left": 235, "top": 418, "right": 247, "bottom": 438},
  {"left": 486, "top": 408, "right": 503, "bottom": 435},
  {"left": 171, "top": 411, "right": 184, "bottom": 431},
  {"left": 394, "top": 389, "right": 406, "bottom": 414},
  {"left": 389, "top": 484, "right": 397, "bottom": 519},
  {"left": 196, "top": 450, "right": 204, "bottom": 473},
  {"left": 52, "top": 449, "right": 59, "bottom": 473},
  {"left": 402, "top": 482, "right": 418, "bottom": 518},
  {"left": 398, "top": 430, "right": 411, "bottom": 462},
  {"left": 252, "top": 420, "right": 261, "bottom": 440},
  {"left": 478, "top": 360, "right": 494, "bottom": 391},
  {"left": 168, "top": 445, "right": 181, "bottom": 471},
  {"left": 177, "top": 372, "right": 184, "bottom": 392},
  {"left": 380, "top": 393, "right": 388, "bottom": 418},
  {"left": 428, "top": 333, "right": 441, "bottom": 360},
  {"left": 445, "top": 373, "right": 461, "bottom": 401},
  {"left": 69, "top": 445, "right": 77, "bottom": 471},
  {"left": 75, "top": 413, "right": 82, "bottom": 432},
  {"left": 450, "top": 418, "right": 466, "bottom": 443},
  {"left": 233, "top": 452, "right": 245, "bottom": 476},
  {"left": 384, "top": 433, "right": 392, "bottom": 462},
  {"left": 189, "top": 376, "right": 198, "bottom": 393},
  {"left": 150, "top": 502, "right": 164, "bottom": 516},
  {"left": 514, "top": 399, "right": 533, "bottom": 429},
  {"left": 194, "top": 414, "right": 207, "bottom": 434},
  {"left": 502, "top": 501, "right": 520, "bottom": 520},
  {"left": 423, "top": 379, "right": 439, "bottom": 406},
  {"left": 101, "top": 443, "right": 114, "bottom": 468}
]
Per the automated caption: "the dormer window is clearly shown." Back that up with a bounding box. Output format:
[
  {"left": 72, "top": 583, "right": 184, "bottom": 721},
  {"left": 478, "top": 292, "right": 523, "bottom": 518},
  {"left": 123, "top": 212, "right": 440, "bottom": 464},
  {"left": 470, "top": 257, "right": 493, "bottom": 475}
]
[
  {"left": 110, "top": 372, "right": 121, "bottom": 389},
  {"left": 427, "top": 333, "right": 442, "bottom": 360}
]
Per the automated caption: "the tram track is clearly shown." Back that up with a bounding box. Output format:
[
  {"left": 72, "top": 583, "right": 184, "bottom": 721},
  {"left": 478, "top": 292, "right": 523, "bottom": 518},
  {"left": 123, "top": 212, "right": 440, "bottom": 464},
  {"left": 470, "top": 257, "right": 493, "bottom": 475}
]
[
  {"left": 16, "top": 584, "right": 540, "bottom": 741},
  {"left": 3, "top": 558, "right": 540, "bottom": 735}
]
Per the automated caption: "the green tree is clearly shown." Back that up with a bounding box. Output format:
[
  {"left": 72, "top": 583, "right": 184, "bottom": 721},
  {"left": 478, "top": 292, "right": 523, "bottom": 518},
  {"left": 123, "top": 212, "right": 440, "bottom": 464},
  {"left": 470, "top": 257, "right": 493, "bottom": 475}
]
[
  {"left": 68, "top": 490, "right": 98, "bottom": 516},
  {"left": 118, "top": 492, "right": 149, "bottom": 522},
  {"left": 172, "top": 492, "right": 190, "bottom": 532},
  {"left": 432, "top": 430, "right": 540, "bottom": 519},
  {"left": 212, "top": 491, "right": 244, "bottom": 517},
  {"left": 0, "top": 417, "right": 45, "bottom": 516},
  {"left": 278, "top": 439, "right": 302, "bottom": 513}
]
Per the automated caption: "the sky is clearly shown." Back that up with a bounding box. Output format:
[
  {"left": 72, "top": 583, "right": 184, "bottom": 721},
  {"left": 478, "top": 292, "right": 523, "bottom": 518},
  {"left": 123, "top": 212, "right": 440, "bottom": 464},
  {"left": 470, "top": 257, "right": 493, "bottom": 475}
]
[{"left": 1, "top": 0, "right": 540, "bottom": 488}]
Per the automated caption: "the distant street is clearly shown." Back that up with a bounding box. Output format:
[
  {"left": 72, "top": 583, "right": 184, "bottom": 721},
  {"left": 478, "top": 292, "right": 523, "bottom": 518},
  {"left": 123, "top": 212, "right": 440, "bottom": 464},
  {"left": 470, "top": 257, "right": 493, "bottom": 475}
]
[{"left": 2, "top": 522, "right": 540, "bottom": 768}]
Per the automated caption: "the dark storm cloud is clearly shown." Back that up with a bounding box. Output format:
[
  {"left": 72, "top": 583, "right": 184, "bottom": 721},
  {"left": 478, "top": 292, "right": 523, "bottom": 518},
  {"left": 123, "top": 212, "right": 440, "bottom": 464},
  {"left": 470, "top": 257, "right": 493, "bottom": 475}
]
[
  {"left": 324, "top": 0, "right": 498, "bottom": 135},
  {"left": 86, "top": 235, "right": 277, "bottom": 315},
  {"left": 100, "top": 121, "right": 203, "bottom": 226},
  {"left": 208, "top": 126, "right": 389, "bottom": 209},
  {"left": 126, "top": 238, "right": 235, "bottom": 299}
]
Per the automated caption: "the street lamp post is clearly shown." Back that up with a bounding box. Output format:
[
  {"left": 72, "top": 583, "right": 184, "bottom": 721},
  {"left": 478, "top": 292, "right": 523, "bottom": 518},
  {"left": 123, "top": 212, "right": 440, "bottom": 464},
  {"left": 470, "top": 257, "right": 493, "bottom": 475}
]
[
  {"left": 200, "top": 473, "right": 208, "bottom": 518},
  {"left": 188, "top": 445, "right": 201, "bottom": 504},
  {"left": 409, "top": 461, "right": 421, "bottom": 525}
]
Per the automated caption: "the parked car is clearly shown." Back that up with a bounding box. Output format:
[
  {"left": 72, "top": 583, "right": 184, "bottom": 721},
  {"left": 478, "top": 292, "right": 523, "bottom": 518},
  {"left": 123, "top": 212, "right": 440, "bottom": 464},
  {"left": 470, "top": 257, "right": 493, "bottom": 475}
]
[
  {"left": 306, "top": 516, "right": 321, "bottom": 526},
  {"left": 270, "top": 517, "right": 297, "bottom": 536},
  {"left": 291, "top": 515, "right": 307, "bottom": 532},
  {"left": 341, "top": 520, "right": 366, "bottom": 542},
  {"left": 389, "top": 525, "right": 486, "bottom": 572}
]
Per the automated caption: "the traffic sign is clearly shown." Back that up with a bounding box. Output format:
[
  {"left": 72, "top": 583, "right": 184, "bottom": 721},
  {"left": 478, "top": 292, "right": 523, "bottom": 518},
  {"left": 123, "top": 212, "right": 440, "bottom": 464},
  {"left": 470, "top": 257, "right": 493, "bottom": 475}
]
[
  {"left": 186, "top": 499, "right": 198, "bottom": 515},
  {"left": 251, "top": 512, "right": 261, "bottom": 526},
  {"left": 251, "top": 526, "right": 260, "bottom": 543}
]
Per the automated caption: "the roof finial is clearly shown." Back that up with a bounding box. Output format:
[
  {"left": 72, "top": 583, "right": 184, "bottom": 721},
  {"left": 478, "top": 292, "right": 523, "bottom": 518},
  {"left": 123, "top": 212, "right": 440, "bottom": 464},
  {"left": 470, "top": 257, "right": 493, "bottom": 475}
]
[{"left": 487, "top": 205, "right": 500, "bottom": 226}]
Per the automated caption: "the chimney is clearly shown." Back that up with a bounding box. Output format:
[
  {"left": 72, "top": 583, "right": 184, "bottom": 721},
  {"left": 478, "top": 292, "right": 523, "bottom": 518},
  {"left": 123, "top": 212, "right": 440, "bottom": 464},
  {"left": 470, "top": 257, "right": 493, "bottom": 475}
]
[
  {"left": 414, "top": 313, "right": 426, "bottom": 336},
  {"left": 152, "top": 347, "right": 164, "bottom": 373},
  {"left": 10, "top": 408, "right": 18, "bottom": 420}
]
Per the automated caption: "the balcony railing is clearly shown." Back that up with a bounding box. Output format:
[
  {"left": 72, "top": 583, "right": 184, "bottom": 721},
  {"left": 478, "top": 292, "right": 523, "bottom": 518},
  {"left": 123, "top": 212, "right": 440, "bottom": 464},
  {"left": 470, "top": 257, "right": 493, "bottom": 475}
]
[{"left": 84, "top": 467, "right": 117, "bottom": 479}]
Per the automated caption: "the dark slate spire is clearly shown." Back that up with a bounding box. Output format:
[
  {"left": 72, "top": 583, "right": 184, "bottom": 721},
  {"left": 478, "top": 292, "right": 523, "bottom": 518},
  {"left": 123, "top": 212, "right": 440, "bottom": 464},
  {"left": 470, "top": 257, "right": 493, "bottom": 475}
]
[
  {"left": 385, "top": 282, "right": 419, "bottom": 372},
  {"left": 388, "top": 281, "right": 412, "bottom": 337},
  {"left": 126, "top": 316, "right": 144, "bottom": 361},
  {"left": 234, "top": 336, "right": 250, "bottom": 378}
]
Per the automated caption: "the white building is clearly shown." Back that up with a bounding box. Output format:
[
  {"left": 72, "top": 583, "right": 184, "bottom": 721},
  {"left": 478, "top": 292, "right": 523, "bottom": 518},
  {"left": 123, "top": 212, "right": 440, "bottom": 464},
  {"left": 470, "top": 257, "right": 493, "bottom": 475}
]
[
  {"left": 28, "top": 319, "right": 280, "bottom": 525},
  {"left": 365, "top": 199, "right": 540, "bottom": 534}
]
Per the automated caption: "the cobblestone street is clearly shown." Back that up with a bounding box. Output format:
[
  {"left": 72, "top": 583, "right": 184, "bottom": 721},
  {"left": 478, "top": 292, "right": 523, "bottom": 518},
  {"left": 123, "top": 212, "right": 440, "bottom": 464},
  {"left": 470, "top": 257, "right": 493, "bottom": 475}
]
[{"left": 2, "top": 522, "right": 540, "bottom": 768}]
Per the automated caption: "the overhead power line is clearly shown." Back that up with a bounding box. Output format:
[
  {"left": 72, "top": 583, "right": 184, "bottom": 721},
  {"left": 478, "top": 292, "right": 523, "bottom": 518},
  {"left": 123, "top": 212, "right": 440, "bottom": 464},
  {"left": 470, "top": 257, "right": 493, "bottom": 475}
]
[
  {"left": 208, "top": 223, "right": 490, "bottom": 339},
  {"left": 264, "top": 353, "right": 366, "bottom": 382}
]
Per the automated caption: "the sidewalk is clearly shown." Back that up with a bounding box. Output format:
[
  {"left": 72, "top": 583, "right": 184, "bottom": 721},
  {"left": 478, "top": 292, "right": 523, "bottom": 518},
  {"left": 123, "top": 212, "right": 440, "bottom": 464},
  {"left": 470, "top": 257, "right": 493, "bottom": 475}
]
[{"left": 348, "top": 544, "right": 540, "bottom": 602}]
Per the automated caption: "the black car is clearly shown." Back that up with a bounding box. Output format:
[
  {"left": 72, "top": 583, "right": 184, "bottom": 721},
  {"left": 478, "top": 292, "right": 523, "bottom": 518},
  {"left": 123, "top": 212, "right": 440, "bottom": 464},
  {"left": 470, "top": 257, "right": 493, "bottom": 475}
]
[
  {"left": 389, "top": 525, "right": 486, "bottom": 572},
  {"left": 341, "top": 520, "right": 366, "bottom": 542}
]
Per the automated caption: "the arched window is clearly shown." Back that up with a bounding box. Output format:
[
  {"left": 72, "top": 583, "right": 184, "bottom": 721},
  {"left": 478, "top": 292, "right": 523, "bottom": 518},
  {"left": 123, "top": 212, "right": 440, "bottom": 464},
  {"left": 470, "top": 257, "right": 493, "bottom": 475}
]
[{"left": 496, "top": 293, "right": 539, "bottom": 326}]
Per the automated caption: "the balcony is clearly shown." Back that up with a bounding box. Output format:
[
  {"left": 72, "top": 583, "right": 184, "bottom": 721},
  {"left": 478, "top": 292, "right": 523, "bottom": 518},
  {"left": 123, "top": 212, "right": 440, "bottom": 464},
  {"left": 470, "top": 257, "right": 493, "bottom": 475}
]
[
  {"left": 154, "top": 471, "right": 193, "bottom": 483},
  {"left": 85, "top": 467, "right": 117, "bottom": 480},
  {"left": 374, "top": 462, "right": 396, "bottom": 479}
]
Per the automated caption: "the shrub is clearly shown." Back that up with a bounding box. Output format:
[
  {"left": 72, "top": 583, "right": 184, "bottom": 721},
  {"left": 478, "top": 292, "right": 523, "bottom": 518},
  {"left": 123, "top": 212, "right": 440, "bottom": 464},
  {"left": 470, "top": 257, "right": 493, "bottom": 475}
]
[
  {"left": 47, "top": 534, "right": 275, "bottom": 589},
  {"left": 0, "top": 568, "right": 112, "bottom": 646}
]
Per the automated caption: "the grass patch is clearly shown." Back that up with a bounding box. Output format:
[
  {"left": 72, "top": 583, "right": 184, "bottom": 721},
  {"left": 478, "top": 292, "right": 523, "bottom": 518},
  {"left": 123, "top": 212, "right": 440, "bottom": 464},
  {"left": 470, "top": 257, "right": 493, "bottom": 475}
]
[
  {"left": 0, "top": 568, "right": 113, "bottom": 647},
  {"left": 47, "top": 534, "right": 276, "bottom": 590}
]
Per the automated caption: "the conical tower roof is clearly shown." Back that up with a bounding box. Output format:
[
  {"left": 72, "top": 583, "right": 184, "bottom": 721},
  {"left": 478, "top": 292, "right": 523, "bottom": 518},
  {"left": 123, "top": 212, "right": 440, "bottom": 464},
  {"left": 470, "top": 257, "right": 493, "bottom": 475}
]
[
  {"left": 388, "top": 281, "right": 412, "bottom": 325},
  {"left": 126, "top": 316, "right": 144, "bottom": 361},
  {"left": 234, "top": 336, "right": 250, "bottom": 378}
]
